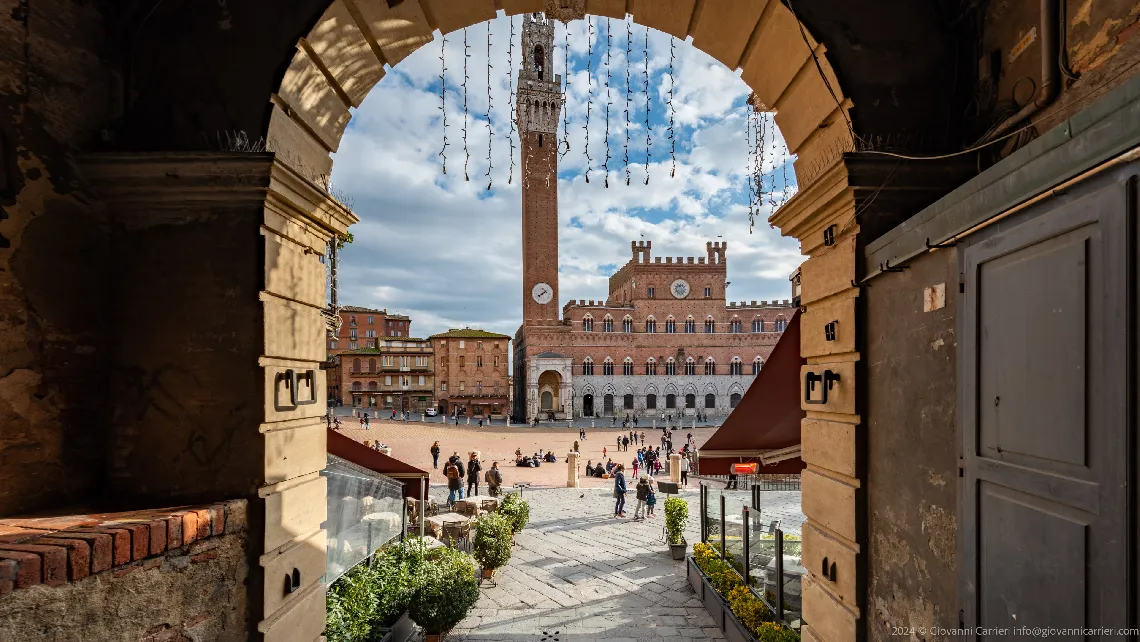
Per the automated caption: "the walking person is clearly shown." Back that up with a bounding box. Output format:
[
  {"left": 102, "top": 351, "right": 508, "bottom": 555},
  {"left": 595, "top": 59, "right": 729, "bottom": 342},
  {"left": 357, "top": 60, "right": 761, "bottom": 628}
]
[
  {"left": 613, "top": 464, "right": 628, "bottom": 518},
  {"left": 631, "top": 456, "right": 639, "bottom": 479},
  {"left": 680, "top": 453, "right": 690, "bottom": 485},
  {"left": 640, "top": 431, "right": 645, "bottom": 446},
  {"left": 466, "top": 452, "right": 482, "bottom": 497},
  {"left": 430, "top": 441, "right": 441, "bottom": 469},
  {"left": 646, "top": 482, "right": 658, "bottom": 518},
  {"left": 633, "top": 476, "right": 650, "bottom": 521},
  {"left": 573, "top": 440, "right": 580, "bottom": 453},
  {"left": 443, "top": 458, "right": 463, "bottom": 508},
  {"left": 603, "top": 446, "right": 607, "bottom": 459},
  {"left": 364, "top": 414, "right": 370, "bottom": 430}
]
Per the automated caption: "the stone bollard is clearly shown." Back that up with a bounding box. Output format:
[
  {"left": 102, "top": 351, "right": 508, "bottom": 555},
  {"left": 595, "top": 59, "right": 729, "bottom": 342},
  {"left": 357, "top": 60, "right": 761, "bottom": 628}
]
[
  {"left": 652, "top": 419, "right": 656, "bottom": 430},
  {"left": 466, "top": 415, "right": 471, "bottom": 425},
  {"left": 567, "top": 451, "right": 580, "bottom": 488},
  {"left": 507, "top": 416, "right": 512, "bottom": 427},
  {"left": 669, "top": 453, "right": 682, "bottom": 483}
]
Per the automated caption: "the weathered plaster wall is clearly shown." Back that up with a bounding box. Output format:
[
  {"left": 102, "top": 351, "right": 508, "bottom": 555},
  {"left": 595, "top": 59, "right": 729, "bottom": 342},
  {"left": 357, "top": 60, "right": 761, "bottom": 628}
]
[
  {"left": 104, "top": 203, "right": 266, "bottom": 507},
  {"left": 865, "top": 250, "right": 958, "bottom": 641},
  {"left": 0, "top": 0, "right": 117, "bottom": 516},
  {"left": 0, "top": 501, "right": 249, "bottom": 642}
]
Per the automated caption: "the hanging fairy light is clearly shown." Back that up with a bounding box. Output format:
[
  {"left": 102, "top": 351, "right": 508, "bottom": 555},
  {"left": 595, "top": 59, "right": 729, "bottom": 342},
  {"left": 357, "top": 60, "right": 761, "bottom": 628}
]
[
  {"left": 485, "top": 21, "right": 494, "bottom": 190},
  {"left": 507, "top": 16, "right": 516, "bottom": 184},
  {"left": 668, "top": 36, "right": 677, "bottom": 178},
  {"left": 760, "top": 111, "right": 770, "bottom": 209},
  {"left": 624, "top": 16, "right": 632, "bottom": 186},
  {"left": 462, "top": 27, "right": 471, "bottom": 182},
  {"left": 561, "top": 21, "right": 571, "bottom": 158},
  {"left": 583, "top": 15, "right": 594, "bottom": 184},
  {"left": 643, "top": 24, "right": 651, "bottom": 185},
  {"left": 604, "top": 18, "right": 612, "bottom": 188},
  {"left": 767, "top": 116, "right": 778, "bottom": 209},
  {"left": 439, "top": 34, "right": 448, "bottom": 174},
  {"left": 746, "top": 108, "right": 755, "bottom": 229}
]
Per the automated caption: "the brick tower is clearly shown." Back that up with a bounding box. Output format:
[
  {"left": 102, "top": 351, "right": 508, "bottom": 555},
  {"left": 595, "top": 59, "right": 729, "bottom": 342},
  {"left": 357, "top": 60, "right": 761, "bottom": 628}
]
[{"left": 518, "top": 14, "right": 562, "bottom": 325}]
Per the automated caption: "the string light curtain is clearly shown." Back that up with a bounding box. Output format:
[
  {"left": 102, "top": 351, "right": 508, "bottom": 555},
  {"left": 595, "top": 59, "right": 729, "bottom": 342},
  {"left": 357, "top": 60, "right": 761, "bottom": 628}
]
[
  {"left": 485, "top": 21, "right": 494, "bottom": 190},
  {"left": 507, "top": 16, "right": 516, "bottom": 183},
  {"left": 462, "top": 28, "right": 471, "bottom": 181},
  {"left": 438, "top": 35, "right": 448, "bottom": 174},
  {"left": 643, "top": 24, "right": 651, "bottom": 185},
  {"left": 583, "top": 15, "right": 594, "bottom": 183},
  {"left": 603, "top": 18, "right": 612, "bottom": 188}
]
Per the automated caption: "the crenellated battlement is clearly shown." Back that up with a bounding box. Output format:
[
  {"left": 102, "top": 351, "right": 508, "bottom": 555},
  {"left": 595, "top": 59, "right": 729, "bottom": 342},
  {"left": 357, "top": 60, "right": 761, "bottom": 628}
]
[{"left": 727, "top": 299, "right": 795, "bottom": 309}]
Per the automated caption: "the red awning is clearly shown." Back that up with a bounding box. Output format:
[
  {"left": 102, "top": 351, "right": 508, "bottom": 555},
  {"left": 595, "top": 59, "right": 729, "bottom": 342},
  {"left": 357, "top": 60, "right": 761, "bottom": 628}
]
[
  {"left": 698, "top": 310, "right": 806, "bottom": 475},
  {"left": 327, "top": 428, "right": 431, "bottom": 498}
]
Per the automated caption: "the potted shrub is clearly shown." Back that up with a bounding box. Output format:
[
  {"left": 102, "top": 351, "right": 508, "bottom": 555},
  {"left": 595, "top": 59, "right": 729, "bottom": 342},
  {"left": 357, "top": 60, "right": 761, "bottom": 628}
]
[
  {"left": 409, "top": 547, "right": 480, "bottom": 642},
  {"left": 498, "top": 492, "right": 531, "bottom": 535},
  {"left": 473, "top": 512, "right": 513, "bottom": 580},
  {"left": 665, "top": 497, "right": 689, "bottom": 560}
]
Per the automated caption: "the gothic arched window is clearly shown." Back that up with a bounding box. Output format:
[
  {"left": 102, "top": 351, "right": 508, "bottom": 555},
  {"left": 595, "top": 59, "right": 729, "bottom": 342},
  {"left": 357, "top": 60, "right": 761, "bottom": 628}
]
[
  {"left": 623, "top": 357, "right": 634, "bottom": 376},
  {"left": 603, "top": 358, "right": 614, "bottom": 376},
  {"left": 730, "top": 357, "right": 743, "bottom": 376},
  {"left": 582, "top": 357, "right": 594, "bottom": 376}
]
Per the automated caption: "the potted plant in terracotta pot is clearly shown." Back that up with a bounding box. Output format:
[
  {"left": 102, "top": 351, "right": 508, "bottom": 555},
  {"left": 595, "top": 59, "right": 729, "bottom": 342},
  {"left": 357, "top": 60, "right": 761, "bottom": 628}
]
[
  {"left": 665, "top": 496, "right": 689, "bottom": 560},
  {"left": 473, "top": 512, "right": 513, "bottom": 580},
  {"left": 409, "top": 547, "right": 479, "bottom": 642}
]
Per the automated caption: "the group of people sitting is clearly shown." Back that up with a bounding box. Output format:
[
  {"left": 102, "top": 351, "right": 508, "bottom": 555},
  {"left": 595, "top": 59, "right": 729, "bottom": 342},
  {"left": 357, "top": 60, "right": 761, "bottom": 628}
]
[
  {"left": 584, "top": 458, "right": 617, "bottom": 477},
  {"left": 514, "top": 448, "right": 558, "bottom": 467}
]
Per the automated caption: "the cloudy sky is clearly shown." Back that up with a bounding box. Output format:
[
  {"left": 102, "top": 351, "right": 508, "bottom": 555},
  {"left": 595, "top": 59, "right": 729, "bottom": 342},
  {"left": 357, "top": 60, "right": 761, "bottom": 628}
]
[{"left": 330, "top": 13, "right": 803, "bottom": 340}]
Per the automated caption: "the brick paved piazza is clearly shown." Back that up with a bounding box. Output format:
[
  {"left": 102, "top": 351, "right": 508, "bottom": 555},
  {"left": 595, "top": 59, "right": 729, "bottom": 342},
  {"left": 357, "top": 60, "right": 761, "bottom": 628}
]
[
  {"left": 335, "top": 419, "right": 721, "bottom": 489},
  {"left": 444, "top": 486, "right": 722, "bottom": 642}
]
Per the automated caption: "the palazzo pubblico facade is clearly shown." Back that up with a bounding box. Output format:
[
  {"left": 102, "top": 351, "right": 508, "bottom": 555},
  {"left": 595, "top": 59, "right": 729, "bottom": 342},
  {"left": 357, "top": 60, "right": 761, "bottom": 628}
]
[{"left": 510, "top": 14, "right": 793, "bottom": 422}]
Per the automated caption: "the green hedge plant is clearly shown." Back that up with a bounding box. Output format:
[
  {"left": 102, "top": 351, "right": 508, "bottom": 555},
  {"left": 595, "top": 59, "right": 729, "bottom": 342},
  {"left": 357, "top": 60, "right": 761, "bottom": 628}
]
[
  {"left": 473, "top": 512, "right": 513, "bottom": 571},
  {"left": 498, "top": 492, "right": 530, "bottom": 532},
  {"left": 664, "top": 497, "right": 689, "bottom": 545},
  {"left": 409, "top": 547, "right": 480, "bottom": 635}
]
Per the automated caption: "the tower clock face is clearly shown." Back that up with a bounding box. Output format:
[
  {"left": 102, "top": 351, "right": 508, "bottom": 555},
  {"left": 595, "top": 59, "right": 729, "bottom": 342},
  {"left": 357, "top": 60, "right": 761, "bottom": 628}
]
[
  {"left": 532, "top": 282, "right": 554, "bottom": 304},
  {"left": 671, "top": 279, "right": 691, "bottom": 299}
]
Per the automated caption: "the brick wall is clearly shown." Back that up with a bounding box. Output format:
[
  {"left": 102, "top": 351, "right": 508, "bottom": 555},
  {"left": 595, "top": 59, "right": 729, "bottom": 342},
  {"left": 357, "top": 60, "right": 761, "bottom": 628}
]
[{"left": 0, "top": 500, "right": 248, "bottom": 640}]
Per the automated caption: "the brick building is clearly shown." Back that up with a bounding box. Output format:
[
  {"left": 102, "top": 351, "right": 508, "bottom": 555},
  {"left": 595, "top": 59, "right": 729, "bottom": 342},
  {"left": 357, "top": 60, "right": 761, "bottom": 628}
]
[
  {"left": 429, "top": 328, "right": 511, "bottom": 418},
  {"left": 511, "top": 14, "right": 793, "bottom": 422},
  {"left": 327, "top": 337, "right": 434, "bottom": 412},
  {"left": 326, "top": 305, "right": 411, "bottom": 356}
]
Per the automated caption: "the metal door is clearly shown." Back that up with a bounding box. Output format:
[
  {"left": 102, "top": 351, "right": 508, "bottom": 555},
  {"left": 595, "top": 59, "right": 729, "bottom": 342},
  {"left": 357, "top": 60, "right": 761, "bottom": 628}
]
[
  {"left": 603, "top": 394, "right": 614, "bottom": 415},
  {"left": 958, "top": 167, "right": 1132, "bottom": 638}
]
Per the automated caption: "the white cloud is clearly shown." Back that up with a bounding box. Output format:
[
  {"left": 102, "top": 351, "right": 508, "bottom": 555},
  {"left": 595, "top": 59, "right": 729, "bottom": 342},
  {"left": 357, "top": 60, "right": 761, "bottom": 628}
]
[{"left": 329, "top": 14, "right": 803, "bottom": 341}]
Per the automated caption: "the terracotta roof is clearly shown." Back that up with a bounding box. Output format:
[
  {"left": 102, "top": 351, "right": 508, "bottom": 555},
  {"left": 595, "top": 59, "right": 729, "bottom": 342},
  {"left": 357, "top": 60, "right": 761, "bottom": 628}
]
[
  {"left": 340, "top": 305, "right": 386, "bottom": 313},
  {"left": 428, "top": 328, "right": 511, "bottom": 339},
  {"left": 534, "top": 351, "right": 570, "bottom": 359}
]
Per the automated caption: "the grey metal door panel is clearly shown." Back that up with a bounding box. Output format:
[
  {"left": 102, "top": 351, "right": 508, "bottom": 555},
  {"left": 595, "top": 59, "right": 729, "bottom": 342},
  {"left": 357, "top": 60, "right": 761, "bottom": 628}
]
[{"left": 959, "top": 165, "right": 1133, "bottom": 639}]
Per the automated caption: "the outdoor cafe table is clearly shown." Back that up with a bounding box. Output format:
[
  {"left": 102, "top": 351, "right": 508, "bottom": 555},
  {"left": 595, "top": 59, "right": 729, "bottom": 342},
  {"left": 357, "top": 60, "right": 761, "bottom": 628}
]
[
  {"left": 456, "top": 495, "right": 500, "bottom": 512},
  {"left": 424, "top": 512, "right": 473, "bottom": 539}
]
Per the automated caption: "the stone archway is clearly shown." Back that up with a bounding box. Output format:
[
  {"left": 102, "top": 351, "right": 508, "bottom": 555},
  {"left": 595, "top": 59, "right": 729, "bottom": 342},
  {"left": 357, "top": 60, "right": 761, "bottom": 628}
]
[
  {"left": 537, "top": 369, "right": 563, "bottom": 416},
  {"left": 267, "top": 0, "right": 854, "bottom": 200}
]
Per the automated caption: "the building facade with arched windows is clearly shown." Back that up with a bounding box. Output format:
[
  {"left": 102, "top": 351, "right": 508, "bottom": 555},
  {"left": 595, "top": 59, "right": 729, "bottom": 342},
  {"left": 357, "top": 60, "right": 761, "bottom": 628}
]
[
  {"left": 513, "top": 238, "right": 796, "bottom": 419},
  {"left": 509, "top": 14, "right": 794, "bottom": 422}
]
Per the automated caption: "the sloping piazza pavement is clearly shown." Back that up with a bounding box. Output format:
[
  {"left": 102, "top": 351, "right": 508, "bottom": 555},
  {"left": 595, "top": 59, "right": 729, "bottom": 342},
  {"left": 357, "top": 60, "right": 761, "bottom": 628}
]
[{"left": 441, "top": 486, "right": 722, "bottom": 642}]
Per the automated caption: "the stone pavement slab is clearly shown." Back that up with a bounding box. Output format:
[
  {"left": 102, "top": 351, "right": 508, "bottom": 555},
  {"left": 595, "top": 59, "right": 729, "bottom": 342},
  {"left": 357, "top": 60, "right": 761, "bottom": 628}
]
[{"left": 443, "top": 487, "right": 733, "bottom": 642}]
